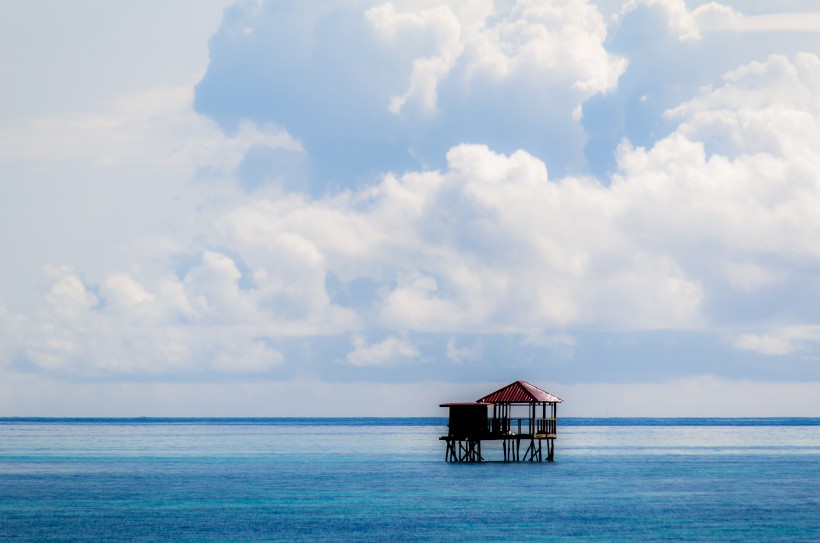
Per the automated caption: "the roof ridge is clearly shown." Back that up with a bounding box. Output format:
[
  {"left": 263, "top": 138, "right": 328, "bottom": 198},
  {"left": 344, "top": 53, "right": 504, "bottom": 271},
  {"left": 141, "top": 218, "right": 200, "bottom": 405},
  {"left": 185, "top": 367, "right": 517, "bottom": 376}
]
[
  {"left": 475, "top": 380, "right": 563, "bottom": 404},
  {"left": 518, "top": 380, "right": 538, "bottom": 401}
]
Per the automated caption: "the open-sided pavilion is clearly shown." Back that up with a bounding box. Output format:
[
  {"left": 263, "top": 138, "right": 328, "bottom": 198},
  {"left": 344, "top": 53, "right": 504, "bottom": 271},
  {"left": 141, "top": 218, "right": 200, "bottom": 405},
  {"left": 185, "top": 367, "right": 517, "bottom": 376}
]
[{"left": 440, "top": 380, "right": 562, "bottom": 462}]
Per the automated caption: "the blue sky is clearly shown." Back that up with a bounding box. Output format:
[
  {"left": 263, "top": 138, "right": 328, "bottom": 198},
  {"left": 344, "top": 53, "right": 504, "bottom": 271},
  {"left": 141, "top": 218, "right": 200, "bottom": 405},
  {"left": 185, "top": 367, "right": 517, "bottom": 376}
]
[{"left": 2, "top": 0, "right": 820, "bottom": 416}]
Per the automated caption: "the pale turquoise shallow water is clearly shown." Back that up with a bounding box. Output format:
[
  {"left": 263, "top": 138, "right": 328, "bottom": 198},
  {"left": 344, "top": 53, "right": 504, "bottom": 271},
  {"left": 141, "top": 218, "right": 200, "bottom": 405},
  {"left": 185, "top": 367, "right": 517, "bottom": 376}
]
[{"left": 0, "top": 418, "right": 818, "bottom": 542}]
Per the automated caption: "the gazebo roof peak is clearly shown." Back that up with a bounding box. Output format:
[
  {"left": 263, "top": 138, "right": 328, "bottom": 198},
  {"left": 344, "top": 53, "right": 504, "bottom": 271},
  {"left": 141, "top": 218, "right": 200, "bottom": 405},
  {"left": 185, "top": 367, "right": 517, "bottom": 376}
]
[{"left": 476, "top": 380, "right": 563, "bottom": 404}]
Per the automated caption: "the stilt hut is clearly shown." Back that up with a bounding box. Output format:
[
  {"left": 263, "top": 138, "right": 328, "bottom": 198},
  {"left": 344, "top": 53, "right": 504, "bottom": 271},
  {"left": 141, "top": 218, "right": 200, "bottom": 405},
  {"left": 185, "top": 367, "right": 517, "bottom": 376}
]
[{"left": 440, "top": 380, "right": 562, "bottom": 462}]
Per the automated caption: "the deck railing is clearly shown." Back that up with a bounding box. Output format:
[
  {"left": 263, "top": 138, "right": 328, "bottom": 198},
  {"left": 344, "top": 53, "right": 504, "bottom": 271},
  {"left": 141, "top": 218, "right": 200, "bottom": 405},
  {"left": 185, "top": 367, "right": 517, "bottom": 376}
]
[{"left": 487, "top": 417, "right": 557, "bottom": 437}]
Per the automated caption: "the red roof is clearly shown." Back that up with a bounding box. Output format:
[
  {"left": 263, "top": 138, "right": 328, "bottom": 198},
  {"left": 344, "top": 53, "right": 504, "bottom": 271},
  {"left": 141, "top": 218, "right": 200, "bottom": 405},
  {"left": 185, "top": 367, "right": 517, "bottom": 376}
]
[{"left": 476, "top": 380, "right": 563, "bottom": 404}]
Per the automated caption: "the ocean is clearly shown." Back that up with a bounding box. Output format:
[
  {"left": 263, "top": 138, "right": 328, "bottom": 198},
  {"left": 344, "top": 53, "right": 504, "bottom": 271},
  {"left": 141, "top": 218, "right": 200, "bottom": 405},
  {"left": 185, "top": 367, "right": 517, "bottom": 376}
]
[{"left": 0, "top": 418, "right": 818, "bottom": 542}]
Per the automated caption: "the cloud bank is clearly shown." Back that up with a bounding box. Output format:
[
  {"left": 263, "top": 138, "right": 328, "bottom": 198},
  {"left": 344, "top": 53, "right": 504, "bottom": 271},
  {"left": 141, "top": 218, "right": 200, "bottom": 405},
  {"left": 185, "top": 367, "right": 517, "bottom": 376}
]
[{"left": 2, "top": 0, "right": 820, "bottom": 415}]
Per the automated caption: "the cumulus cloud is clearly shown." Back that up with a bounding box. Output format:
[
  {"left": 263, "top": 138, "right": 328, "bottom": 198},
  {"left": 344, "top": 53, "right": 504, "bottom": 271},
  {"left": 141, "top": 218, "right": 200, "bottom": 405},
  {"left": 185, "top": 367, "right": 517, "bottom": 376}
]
[
  {"left": 211, "top": 52, "right": 820, "bottom": 349},
  {"left": 212, "top": 142, "right": 704, "bottom": 333},
  {"left": 103, "top": 273, "right": 156, "bottom": 309},
  {"left": 625, "top": 53, "right": 820, "bottom": 264},
  {"left": 212, "top": 340, "right": 284, "bottom": 372},
  {"left": 14, "top": 251, "right": 330, "bottom": 377},
  {"left": 667, "top": 53, "right": 820, "bottom": 159},
  {"left": 14, "top": 49, "right": 820, "bottom": 377},
  {"left": 618, "top": 0, "right": 819, "bottom": 43},
  {"left": 732, "top": 326, "right": 820, "bottom": 356},
  {"left": 346, "top": 334, "right": 421, "bottom": 366},
  {"left": 5, "top": 2, "right": 820, "bottom": 398},
  {"left": 453, "top": 0, "right": 625, "bottom": 93},
  {"left": 0, "top": 79, "right": 308, "bottom": 329},
  {"left": 365, "top": 3, "right": 464, "bottom": 117},
  {"left": 618, "top": 0, "right": 741, "bottom": 42},
  {"left": 43, "top": 266, "right": 99, "bottom": 317},
  {"left": 445, "top": 337, "right": 481, "bottom": 363},
  {"left": 583, "top": 0, "right": 819, "bottom": 176},
  {"left": 195, "top": 0, "right": 626, "bottom": 179}
]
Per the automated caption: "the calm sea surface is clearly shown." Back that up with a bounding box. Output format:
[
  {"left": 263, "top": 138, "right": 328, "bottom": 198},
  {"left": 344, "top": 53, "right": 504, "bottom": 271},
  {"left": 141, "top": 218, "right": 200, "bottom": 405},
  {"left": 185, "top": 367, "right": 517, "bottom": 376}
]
[{"left": 1, "top": 418, "right": 818, "bottom": 542}]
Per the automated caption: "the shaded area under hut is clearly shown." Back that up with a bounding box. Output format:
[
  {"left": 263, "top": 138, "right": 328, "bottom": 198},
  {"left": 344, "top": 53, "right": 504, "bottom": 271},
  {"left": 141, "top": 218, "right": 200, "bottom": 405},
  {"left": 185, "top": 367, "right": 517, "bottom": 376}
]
[{"left": 440, "top": 380, "right": 562, "bottom": 462}]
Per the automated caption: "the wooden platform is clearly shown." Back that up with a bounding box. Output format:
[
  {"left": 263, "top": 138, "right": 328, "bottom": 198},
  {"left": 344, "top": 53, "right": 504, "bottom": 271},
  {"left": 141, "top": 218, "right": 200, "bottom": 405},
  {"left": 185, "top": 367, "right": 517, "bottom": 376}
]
[{"left": 440, "top": 434, "right": 556, "bottom": 462}]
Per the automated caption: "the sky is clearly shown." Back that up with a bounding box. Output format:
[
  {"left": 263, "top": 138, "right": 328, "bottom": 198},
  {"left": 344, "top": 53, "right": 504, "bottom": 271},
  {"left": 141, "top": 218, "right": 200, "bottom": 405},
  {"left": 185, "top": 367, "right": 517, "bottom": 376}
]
[{"left": 2, "top": 0, "right": 820, "bottom": 417}]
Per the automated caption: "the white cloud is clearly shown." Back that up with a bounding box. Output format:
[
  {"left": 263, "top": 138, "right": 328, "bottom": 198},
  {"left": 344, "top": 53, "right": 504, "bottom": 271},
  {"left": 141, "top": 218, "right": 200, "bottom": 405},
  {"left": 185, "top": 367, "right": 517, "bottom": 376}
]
[
  {"left": 381, "top": 275, "right": 463, "bottom": 329},
  {"left": 667, "top": 53, "right": 820, "bottom": 157},
  {"left": 0, "top": 85, "right": 302, "bottom": 174},
  {"left": 182, "top": 251, "right": 249, "bottom": 321},
  {"left": 445, "top": 337, "right": 481, "bottom": 363},
  {"left": 43, "top": 266, "right": 98, "bottom": 317},
  {"left": 212, "top": 340, "right": 284, "bottom": 373},
  {"left": 732, "top": 326, "right": 820, "bottom": 356},
  {"left": 194, "top": 0, "right": 627, "bottom": 179},
  {"left": 9, "top": 52, "right": 820, "bottom": 378},
  {"left": 4, "top": 1, "right": 820, "bottom": 405},
  {"left": 638, "top": 54, "right": 820, "bottom": 260},
  {"left": 366, "top": 0, "right": 625, "bottom": 118},
  {"left": 464, "top": 0, "right": 626, "bottom": 93},
  {"left": 733, "top": 334, "right": 795, "bottom": 356},
  {"left": 346, "top": 334, "right": 421, "bottom": 366},
  {"left": 210, "top": 141, "right": 706, "bottom": 333},
  {"left": 618, "top": 0, "right": 704, "bottom": 41},
  {"left": 697, "top": 11, "right": 820, "bottom": 34},
  {"left": 721, "top": 262, "right": 784, "bottom": 293},
  {"left": 0, "top": 78, "right": 306, "bottom": 326},
  {"left": 618, "top": 0, "right": 742, "bottom": 41},
  {"left": 103, "top": 273, "right": 155, "bottom": 309},
  {"left": 11, "top": 244, "right": 358, "bottom": 377},
  {"left": 366, "top": 3, "right": 464, "bottom": 117}
]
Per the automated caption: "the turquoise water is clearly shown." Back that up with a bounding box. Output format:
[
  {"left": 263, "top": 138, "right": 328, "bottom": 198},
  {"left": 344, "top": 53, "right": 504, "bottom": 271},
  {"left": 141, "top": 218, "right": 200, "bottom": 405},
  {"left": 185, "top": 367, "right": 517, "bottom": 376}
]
[{"left": 0, "top": 418, "right": 818, "bottom": 542}]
